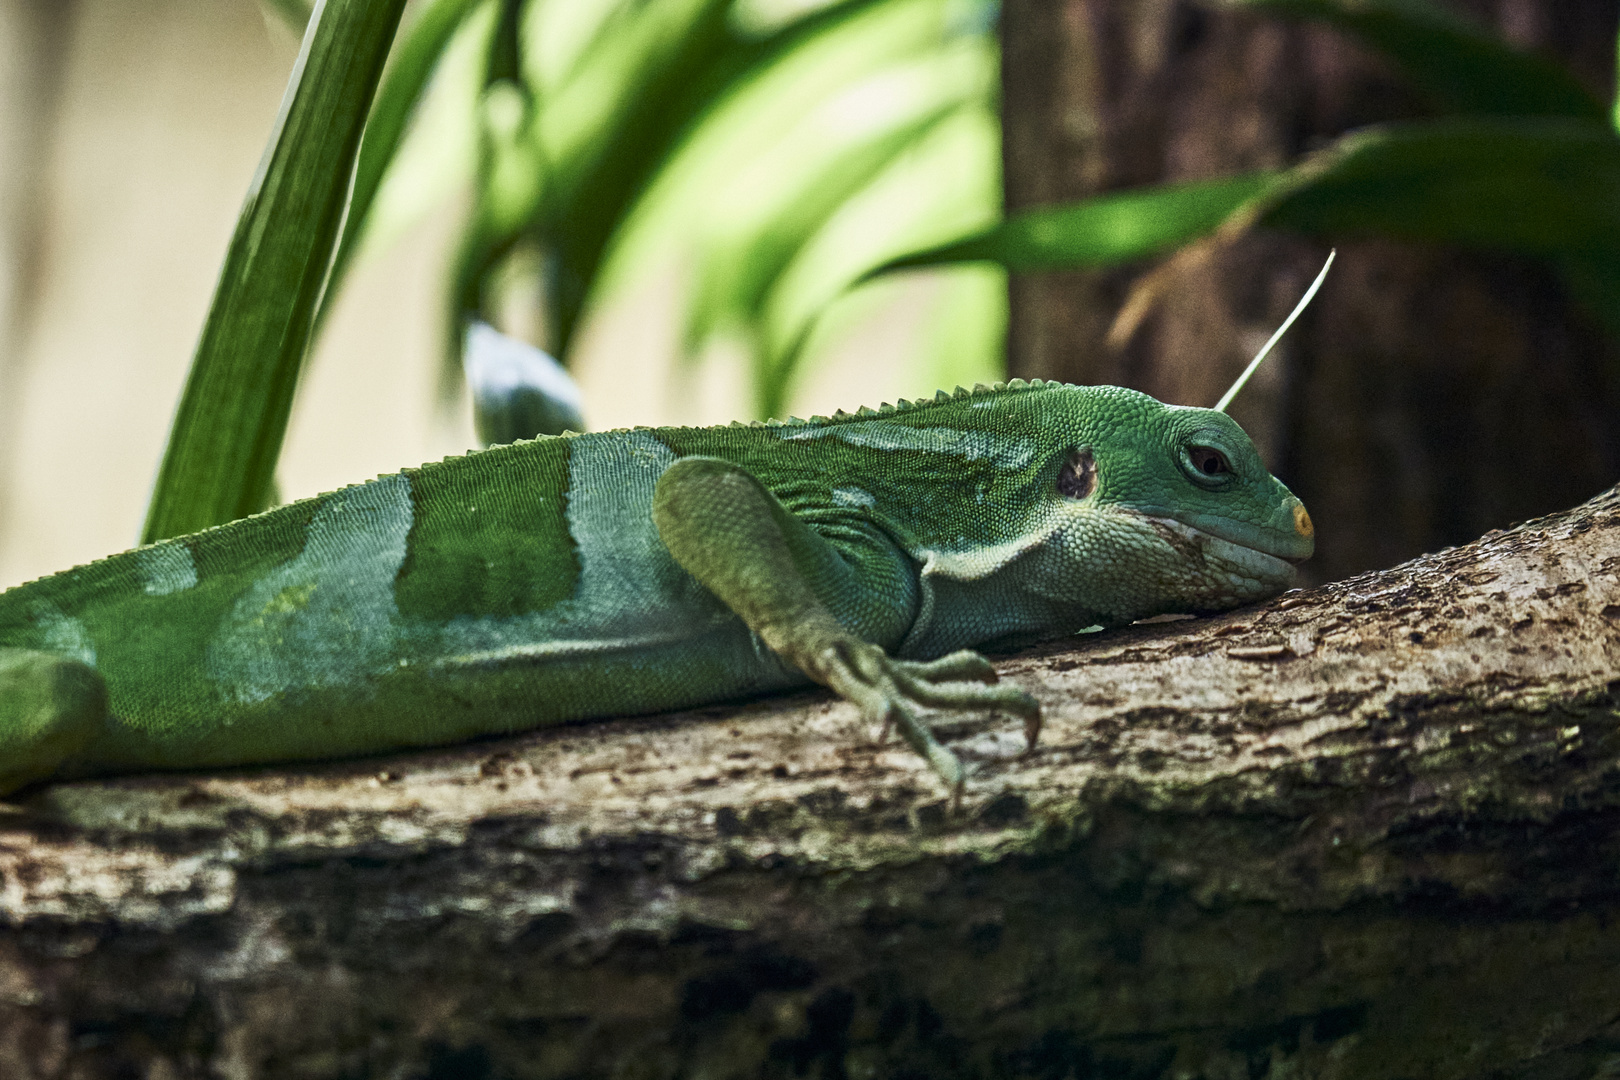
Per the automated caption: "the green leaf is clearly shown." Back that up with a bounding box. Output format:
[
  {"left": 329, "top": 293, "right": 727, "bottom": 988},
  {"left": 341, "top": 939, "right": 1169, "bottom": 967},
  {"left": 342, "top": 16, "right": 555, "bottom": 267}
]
[
  {"left": 626, "top": 3, "right": 994, "bottom": 418},
  {"left": 447, "top": 0, "right": 907, "bottom": 388},
  {"left": 1613, "top": 21, "right": 1620, "bottom": 132},
  {"left": 686, "top": 61, "right": 981, "bottom": 351},
  {"left": 142, "top": 0, "right": 408, "bottom": 543},
  {"left": 746, "top": 86, "right": 1000, "bottom": 417},
  {"left": 316, "top": 0, "right": 488, "bottom": 334},
  {"left": 741, "top": 104, "right": 965, "bottom": 413},
  {"left": 537, "top": 0, "right": 915, "bottom": 359},
  {"left": 1223, "top": 0, "right": 1604, "bottom": 121},
  {"left": 872, "top": 116, "right": 1620, "bottom": 282},
  {"left": 867, "top": 172, "right": 1276, "bottom": 276},
  {"left": 1257, "top": 117, "right": 1620, "bottom": 255},
  {"left": 262, "top": 0, "right": 314, "bottom": 33}
]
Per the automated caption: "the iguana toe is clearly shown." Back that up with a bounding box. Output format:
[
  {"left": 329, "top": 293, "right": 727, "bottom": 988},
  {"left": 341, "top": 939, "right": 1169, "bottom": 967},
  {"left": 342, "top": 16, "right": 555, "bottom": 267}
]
[
  {"left": 816, "top": 640, "right": 1039, "bottom": 801},
  {"left": 900, "top": 650, "right": 1000, "bottom": 684}
]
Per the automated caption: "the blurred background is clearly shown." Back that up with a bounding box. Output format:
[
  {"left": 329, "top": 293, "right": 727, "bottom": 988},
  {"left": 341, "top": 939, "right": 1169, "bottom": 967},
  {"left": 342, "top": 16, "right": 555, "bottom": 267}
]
[
  {"left": 1003, "top": 0, "right": 1620, "bottom": 588},
  {"left": 0, "top": 0, "right": 1003, "bottom": 589},
  {"left": 1, "top": 0, "right": 1617, "bottom": 593}
]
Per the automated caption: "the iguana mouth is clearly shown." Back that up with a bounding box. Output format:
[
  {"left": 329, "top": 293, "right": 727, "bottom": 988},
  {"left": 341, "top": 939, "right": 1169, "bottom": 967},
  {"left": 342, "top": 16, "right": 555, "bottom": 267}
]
[
  {"left": 1141, "top": 515, "right": 1302, "bottom": 582},
  {"left": 1143, "top": 504, "right": 1312, "bottom": 563}
]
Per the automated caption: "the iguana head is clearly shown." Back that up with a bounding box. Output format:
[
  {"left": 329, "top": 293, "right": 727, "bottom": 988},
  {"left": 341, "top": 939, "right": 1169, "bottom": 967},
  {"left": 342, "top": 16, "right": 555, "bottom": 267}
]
[{"left": 1026, "top": 384, "right": 1313, "bottom": 623}]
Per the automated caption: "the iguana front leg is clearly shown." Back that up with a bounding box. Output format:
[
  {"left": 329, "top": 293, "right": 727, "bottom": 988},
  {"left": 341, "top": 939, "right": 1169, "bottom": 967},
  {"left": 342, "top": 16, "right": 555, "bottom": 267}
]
[{"left": 652, "top": 456, "right": 1039, "bottom": 797}]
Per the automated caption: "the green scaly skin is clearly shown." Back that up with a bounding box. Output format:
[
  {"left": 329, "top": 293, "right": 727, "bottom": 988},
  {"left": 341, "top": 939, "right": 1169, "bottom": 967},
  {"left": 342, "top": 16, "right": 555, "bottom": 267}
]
[{"left": 0, "top": 381, "right": 1313, "bottom": 797}]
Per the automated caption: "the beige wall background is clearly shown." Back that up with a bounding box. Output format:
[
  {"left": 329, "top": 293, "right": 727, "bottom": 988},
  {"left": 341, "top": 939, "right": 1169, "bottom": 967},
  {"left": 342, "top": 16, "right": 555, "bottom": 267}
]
[{"left": 0, "top": 0, "right": 947, "bottom": 591}]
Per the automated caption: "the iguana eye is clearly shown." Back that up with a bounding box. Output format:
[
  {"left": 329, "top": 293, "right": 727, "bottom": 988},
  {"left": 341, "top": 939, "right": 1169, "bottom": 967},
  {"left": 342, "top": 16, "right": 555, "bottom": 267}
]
[
  {"left": 1188, "top": 446, "right": 1231, "bottom": 477},
  {"left": 1058, "top": 449, "right": 1096, "bottom": 499}
]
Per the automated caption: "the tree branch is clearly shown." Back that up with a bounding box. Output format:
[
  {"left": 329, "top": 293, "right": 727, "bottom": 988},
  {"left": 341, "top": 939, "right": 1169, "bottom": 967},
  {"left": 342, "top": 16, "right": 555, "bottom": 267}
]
[{"left": 1, "top": 485, "right": 1617, "bottom": 1076}]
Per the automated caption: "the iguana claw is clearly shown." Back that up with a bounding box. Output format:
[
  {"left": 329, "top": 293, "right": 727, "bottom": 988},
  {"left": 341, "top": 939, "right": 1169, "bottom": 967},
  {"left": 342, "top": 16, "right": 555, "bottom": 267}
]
[{"left": 817, "top": 641, "right": 1041, "bottom": 802}]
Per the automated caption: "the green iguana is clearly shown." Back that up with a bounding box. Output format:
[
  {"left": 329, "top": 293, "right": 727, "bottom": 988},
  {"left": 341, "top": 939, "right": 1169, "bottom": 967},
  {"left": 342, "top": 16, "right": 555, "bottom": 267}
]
[{"left": 0, "top": 380, "right": 1313, "bottom": 797}]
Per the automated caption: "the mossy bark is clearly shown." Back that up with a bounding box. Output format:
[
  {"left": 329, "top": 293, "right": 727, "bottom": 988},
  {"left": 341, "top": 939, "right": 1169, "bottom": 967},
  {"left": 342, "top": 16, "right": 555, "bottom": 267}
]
[{"left": 0, "top": 486, "right": 1616, "bottom": 1077}]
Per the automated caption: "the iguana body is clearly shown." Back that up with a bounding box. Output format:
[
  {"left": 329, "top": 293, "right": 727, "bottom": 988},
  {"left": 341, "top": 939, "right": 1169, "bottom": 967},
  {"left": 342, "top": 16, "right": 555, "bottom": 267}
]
[{"left": 0, "top": 380, "right": 1312, "bottom": 795}]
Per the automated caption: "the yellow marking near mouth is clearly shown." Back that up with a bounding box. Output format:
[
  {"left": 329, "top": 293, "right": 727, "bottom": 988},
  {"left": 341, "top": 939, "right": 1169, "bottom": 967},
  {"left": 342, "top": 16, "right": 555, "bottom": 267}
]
[{"left": 1293, "top": 502, "right": 1314, "bottom": 539}]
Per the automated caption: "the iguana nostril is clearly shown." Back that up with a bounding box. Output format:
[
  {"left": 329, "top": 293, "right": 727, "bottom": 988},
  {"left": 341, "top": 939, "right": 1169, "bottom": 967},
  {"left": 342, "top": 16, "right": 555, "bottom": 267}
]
[{"left": 1294, "top": 502, "right": 1314, "bottom": 539}]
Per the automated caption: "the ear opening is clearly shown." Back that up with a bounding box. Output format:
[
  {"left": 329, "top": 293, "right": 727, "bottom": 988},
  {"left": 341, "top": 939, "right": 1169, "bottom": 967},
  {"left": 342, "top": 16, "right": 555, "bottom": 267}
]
[{"left": 1058, "top": 449, "right": 1097, "bottom": 499}]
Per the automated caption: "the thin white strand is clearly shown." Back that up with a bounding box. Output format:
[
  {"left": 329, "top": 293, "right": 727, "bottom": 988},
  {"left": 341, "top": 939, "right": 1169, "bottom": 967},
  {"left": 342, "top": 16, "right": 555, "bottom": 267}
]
[{"left": 1215, "top": 248, "right": 1336, "bottom": 413}]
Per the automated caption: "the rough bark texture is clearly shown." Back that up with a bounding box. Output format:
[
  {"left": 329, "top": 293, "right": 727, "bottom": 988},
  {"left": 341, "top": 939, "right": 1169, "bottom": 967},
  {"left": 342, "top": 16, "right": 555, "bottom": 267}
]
[
  {"left": 1001, "top": 0, "right": 1620, "bottom": 586},
  {"left": 0, "top": 483, "right": 1617, "bottom": 1077}
]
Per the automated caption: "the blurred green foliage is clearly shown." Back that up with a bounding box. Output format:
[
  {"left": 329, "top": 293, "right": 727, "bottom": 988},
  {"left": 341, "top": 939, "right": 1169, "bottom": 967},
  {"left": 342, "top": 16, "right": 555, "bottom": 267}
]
[
  {"left": 154, "top": 0, "right": 999, "bottom": 535},
  {"left": 157, "top": 0, "right": 1614, "bottom": 540},
  {"left": 876, "top": 0, "right": 1620, "bottom": 344},
  {"left": 333, "top": 0, "right": 1003, "bottom": 419}
]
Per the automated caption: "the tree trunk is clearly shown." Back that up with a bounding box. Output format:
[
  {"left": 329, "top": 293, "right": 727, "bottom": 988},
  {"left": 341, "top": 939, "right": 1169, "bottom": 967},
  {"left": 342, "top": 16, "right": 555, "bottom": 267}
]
[
  {"left": 0, "top": 482, "right": 1616, "bottom": 1077},
  {"left": 1001, "top": 0, "right": 1620, "bottom": 586}
]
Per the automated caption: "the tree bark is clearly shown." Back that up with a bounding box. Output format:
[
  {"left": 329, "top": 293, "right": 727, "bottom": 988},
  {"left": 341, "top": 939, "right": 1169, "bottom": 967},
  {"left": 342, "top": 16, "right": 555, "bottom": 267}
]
[
  {"left": 1001, "top": 0, "right": 1620, "bottom": 586},
  {"left": 0, "top": 483, "right": 1616, "bottom": 1077}
]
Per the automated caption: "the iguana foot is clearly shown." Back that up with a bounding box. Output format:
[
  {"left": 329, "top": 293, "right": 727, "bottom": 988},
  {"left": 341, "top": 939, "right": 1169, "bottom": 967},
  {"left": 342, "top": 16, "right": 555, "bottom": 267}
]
[
  {"left": 814, "top": 641, "right": 1040, "bottom": 803},
  {"left": 650, "top": 456, "right": 1039, "bottom": 802}
]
